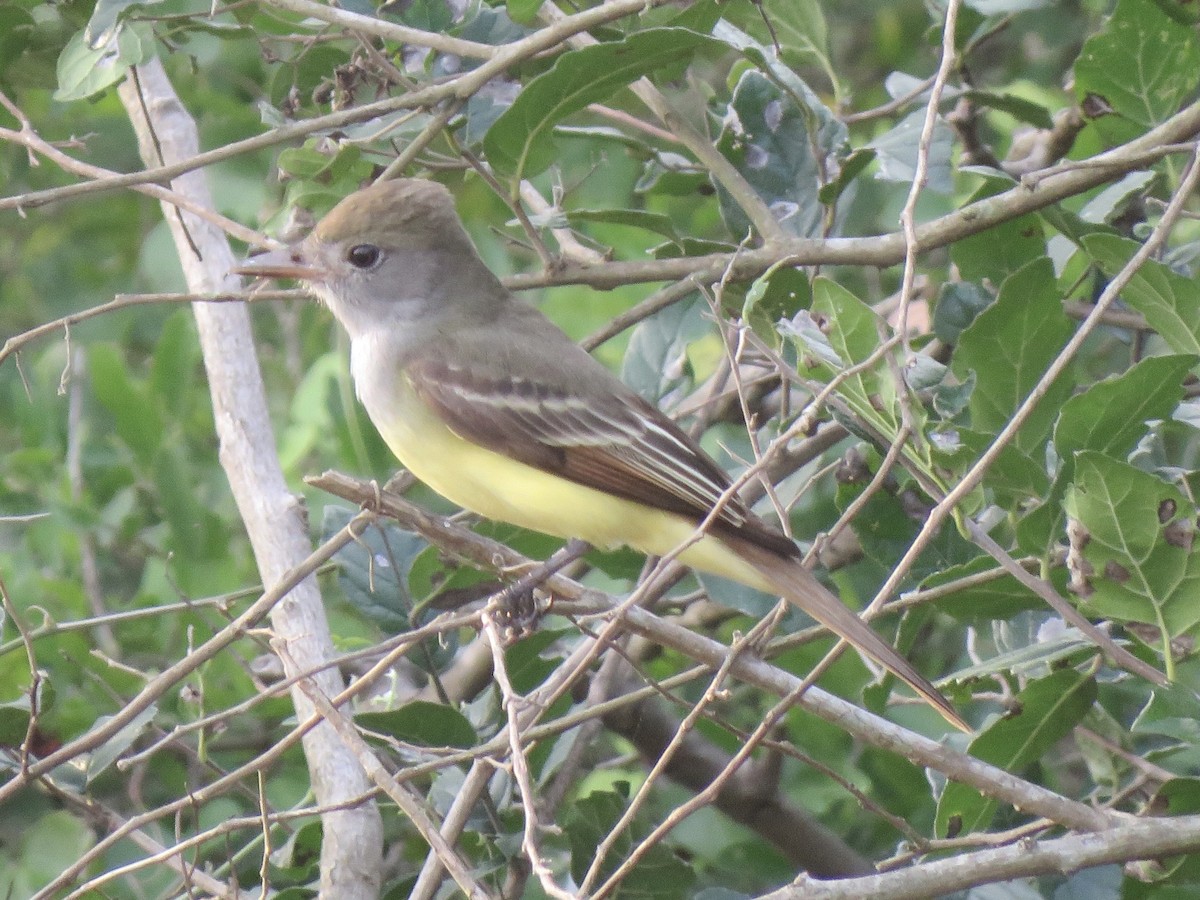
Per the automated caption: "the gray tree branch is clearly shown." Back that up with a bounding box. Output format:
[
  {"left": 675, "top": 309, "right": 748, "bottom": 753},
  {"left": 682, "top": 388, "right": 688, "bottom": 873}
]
[{"left": 117, "top": 58, "right": 382, "bottom": 900}]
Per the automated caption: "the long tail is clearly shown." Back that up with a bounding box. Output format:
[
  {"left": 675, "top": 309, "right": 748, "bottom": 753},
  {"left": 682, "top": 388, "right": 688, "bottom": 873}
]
[{"left": 726, "top": 536, "right": 969, "bottom": 732}]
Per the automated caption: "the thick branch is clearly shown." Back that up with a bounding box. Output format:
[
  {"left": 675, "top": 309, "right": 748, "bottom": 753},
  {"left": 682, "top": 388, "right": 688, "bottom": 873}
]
[
  {"left": 772, "top": 814, "right": 1200, "bottom": 899},
  {"left": 117, "top": 60, "right": 382, "bottom": 900}
]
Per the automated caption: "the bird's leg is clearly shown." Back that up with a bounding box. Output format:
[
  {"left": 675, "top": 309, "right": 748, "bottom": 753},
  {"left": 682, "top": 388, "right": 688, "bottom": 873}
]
[{"left": 489, "top": 540, "right": 590, "bottom": 642}]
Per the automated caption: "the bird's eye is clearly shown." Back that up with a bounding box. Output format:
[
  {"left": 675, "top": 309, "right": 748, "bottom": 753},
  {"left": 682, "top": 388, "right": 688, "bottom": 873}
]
[{"left": 346, "top": 244, "right": 382, "bottom": 269}]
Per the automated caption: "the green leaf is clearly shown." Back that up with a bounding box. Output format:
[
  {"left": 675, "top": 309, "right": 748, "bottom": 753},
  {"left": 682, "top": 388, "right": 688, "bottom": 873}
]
[
  {"left": 1140, "top": 779, "right": 1200, "bottom": 882},
  {"left": 0, "top": 8, "right": 36, "bottom": 81},
  {"left": 715, "top": 68, "right": 826, "bottom": 239},
  {"left": 566, "top": 207, "right": 681, "bottom": 242},
  {"left": 268, "top": 819, "right": 324, "bottom": 882},
  {"left": 933, "top": 282, "right": 995, "bottom": 344},
  {"left": 276, "top": 146, "right": 335, "bottom": 180},
  {"left": 1084, "top": 234, "right": 1200, "bottom": 355},
  {"left": 781, "top": 277, "right": 896, "bottom": 436},
  {"left": 505, "top": 628, "right": 570, "bottom": 694},
  {"left": 382, "top": 0, "right": 454, "bottom": 33},
  {"left": 1074, "top": 0, "right": 1200, "bottom": 128},
  {"left": 84, "top": 0, "right": 163, "bottom": 47},
  {"left": 1064, "top": 452, "right": 1200, "bottom": 639},
  {"left": 746, "top": 0, "right": 832, "bottom": 81},
  {"left": 322, "top": 506, "right": 425, "bottom": 632},
  {"left": 620, "top": 294, "right": 707, "bottom": 402},
  {"left": 504, "top": 0, "right": 544, "bottom": 26},
  {"left": 1134, "top": 683, "right": 1200, "bottom": 742},
  {"left": 87, "top": 704, "right": 158, "bottom": 783},
  {"left": 709, "top": 22, "right": 846, "bottom": 239},
  {"left": 920, "top": 558, "right": 1043, "bottom": 624},
  {"left": 1078, "top": 171, "right": 1157, "bottom": 225},
  {"left": 867, "top": 109, "right": 953, "bottom": 192},
  {"left": 742, "top": 262, "right": 810, "bottom": 346},
  {"left": 484, "top": 28, "right": 721, "bottom": 181},
  {"left": 837, "top": 473, "right": 976, "bottom": 580},
  {"left": 962, "top": 89, "right": 1054, "bottom": 129},
  {"left": 1053, "top": 865, "right": 1123, "bottom": 900},
  {"left": 1012, "top": 350, "right": 1192, "bottom": 559},
  {"left": 154, "top": 446, "right": 217, "bottom": 561},
  {"left": 936, "top": 670, "right": 1096, "bottom": 836},
  {"left": 564, "top": 789, "right": 695, "bottom": 894},
  {"left": 817, "top": 147, "right": 875, "bottom": 206},
  {"left": 711, "top": 20, "right": 845, "bottom": 153},
  {"left": 89, "top": 344, "right": 163, "bottom": 464},
  {"left": 0, "top": 811, "right": 96, "bottom": 897},
  {"left": 1053, "top": 354, "right": 1196, "bottom": 478},
  {"left": 948, "top": 625, "right": 1097, "bottom": 683},
  {"left": 951, "top": 180, "right": 1046, "bottom": 284},
  {"left": 149, "top": 310, "right": 199, "bottom": 417},
  {"left": 952, "top": 257, "right": 1074, "bottom": 452},
  {"left": 54, "top": 22, "right": 155, "bottom": 102},
  {"left": 940, "top": 428, "right": 1049, "bottom": 506},
  {"left": 0, "top": 679, "right": 55, "bottom": 746},
  {"left": 356, "top": 701, "right": 476, "bottom": 749},
  {"left": 906, "top": 356, "right": 975, "bottom": 422}
]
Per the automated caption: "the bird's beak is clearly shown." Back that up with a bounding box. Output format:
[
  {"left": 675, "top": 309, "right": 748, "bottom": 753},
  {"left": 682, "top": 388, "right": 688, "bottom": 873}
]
[{"left": 232, "top": 246, "right": 327, "bottom": 282}]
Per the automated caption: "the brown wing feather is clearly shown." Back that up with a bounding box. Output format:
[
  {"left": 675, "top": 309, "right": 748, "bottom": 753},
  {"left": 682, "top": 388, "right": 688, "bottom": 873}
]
[{"left": 408, "top": 356, "right": 797, "bottom": 557}]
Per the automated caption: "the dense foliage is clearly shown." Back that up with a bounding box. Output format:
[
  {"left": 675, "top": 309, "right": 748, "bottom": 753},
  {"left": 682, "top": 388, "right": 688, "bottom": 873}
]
[{"left": 4, "top": 0, "right": 1200, "bottom": 897}]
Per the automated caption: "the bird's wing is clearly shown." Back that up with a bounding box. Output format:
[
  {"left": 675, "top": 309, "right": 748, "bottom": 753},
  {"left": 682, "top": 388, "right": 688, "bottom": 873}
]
[{"left": 406, "top": 354, "right": 796, "bottom": 556}]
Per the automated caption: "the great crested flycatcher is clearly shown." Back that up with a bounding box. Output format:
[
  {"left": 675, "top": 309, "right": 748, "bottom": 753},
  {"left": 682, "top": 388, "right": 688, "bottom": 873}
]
[{"left": 236, "top": 178, "right": 966, "bottom": 731}]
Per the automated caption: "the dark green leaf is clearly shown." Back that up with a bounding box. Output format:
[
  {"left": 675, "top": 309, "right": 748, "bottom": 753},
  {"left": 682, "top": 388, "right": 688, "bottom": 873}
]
[
  {"left": 381, "top": 0, "right": 454, "bottom": 33},
  {"left": 867, "top": 109, "right": 952, "bottom": 193},
  {"left": 744, "top": 0, "right": 832, "bottom": 79},
  {"left": 484, "top": 28, "right": 721, "bottom": 181},
  {"left": 921, "top": 558, "right": 1043, "bottom": 624},
  {"left": 620, "top": 294, "right": 707, "bottom": 402},
  {"left": 933, "top": 282, "right": 995, "bottom": 344},
  {"left": 505, "top": 628, "right": 570, "bottom": 693},
  {"left": 322, "top": 506, "right": 425, "bottom": 632},
  {"left": 715, "top": 69, "right": 825, "bottom": 239},
  {"left": 0, "top": 679, "right": 55, "bottom": 746},
  {"left": 952, "top": 257, "right": 1074, "bottom": 452},
  {"left": 356, "top": 701, "right": 476, "bottom": 749},
  {"left": 936, "top": 670, "right": 1096, "bottom": 836},
  {"left": 1085, "top": 234, "right": 1200, "bottom": 354},
  {"left": 54, "top": 22, "right": 154, "bottom": 102},
  {"left": 89, "top": 345, "right": 162, "bottom": 464},
  {"left": 742, "top": 263, "right": 810, "bottom": 346},
  {"left": 1064, "top": 452, "right": 1200, "bottom": 639},
  {"left": 712, "top": 20, "right": 845, "bottom": 152},
  {"left": 564, "top": 788, "right": 694, "bottom": 895},
  {"left": 1053, "top": 354, "right": 1196, "bottom": 479},
  {"left": 817, "top": 147, "right": 875, "bottom": 206},
  {"left": 1074, "top": 0, "right": 1200, "bottom": 128},
  {"left": 951, "top": 181, "right": 1046, "bottom": 283},
  {"left": 1134, "top": 683, "right": 1200, "bottom": 742},
  {"left": 963, "top": 89, "right": 1054, "bottom": 129},
  {"left": 148, "top": 310, "right": 198, "bottom": 406},
  {"left": 942, "top": 428, "right": 1049, "bottom": 506},
  {"left": 566, "top": 207, "right": 681, "bottom": 242}
]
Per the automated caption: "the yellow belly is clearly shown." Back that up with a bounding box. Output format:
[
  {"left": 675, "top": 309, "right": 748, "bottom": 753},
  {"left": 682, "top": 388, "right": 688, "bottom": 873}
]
[{"left": 366, "top": 375, "right": 772, "bottom": 591}]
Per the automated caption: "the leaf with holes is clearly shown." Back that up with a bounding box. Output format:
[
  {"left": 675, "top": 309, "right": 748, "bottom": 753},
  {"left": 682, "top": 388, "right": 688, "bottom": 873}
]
[
  {"left": 484, "top": 28, "right": 721, "bottom": 182},
  {"left": 1064, "top": 452, "right": 1200, "bottom": 640}
]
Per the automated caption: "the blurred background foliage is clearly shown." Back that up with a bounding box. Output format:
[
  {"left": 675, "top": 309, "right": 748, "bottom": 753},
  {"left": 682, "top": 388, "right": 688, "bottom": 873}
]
[{"left": 4, "top": 0, "right": 1200, "bottom": 896}]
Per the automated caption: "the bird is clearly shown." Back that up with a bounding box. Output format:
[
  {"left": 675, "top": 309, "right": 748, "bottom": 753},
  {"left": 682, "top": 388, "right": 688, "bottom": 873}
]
[{"left": 235, "top": 177, "right": 966, "bottom": 731}]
